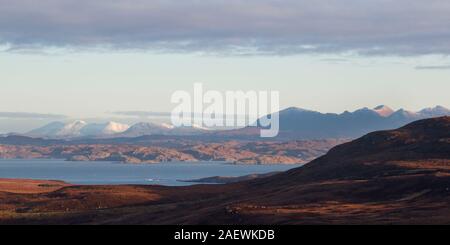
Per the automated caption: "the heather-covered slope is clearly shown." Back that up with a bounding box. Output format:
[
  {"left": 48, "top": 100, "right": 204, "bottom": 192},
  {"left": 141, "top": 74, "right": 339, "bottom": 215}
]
[{"left": 268, "top": 116, "right": 450, "bottom": 183}]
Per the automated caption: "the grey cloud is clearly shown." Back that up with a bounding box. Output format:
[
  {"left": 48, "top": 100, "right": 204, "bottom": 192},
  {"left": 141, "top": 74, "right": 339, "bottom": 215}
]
[
  {"left": 320, "top": 58, "right": 348, "bottom": 63},
  {"left": 0, "top": 112, "right": 67, "bottom": 119},
  {"left": 1, "top": 0, "right": 450, "bottom": 56},
  {"left": 111, "top": 111, "right": 171, "bottom": 118},
  {"left": 415, "top": 65, "right": 450, "bottom": 70},
  {"left": 112, "top": 111, "right": 216, "bottom": 119},
  {"left": 111, "top": 111, "right": 252, "bottom": 119}
]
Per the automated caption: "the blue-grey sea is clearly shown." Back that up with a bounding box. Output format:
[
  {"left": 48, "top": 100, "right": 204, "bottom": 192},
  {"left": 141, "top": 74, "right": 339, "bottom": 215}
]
[{"left": 0, "top": 159, "right": 299, "bottom": 186}]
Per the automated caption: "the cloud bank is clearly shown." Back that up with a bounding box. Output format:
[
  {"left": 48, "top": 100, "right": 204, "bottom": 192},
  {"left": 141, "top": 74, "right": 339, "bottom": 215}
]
[
  {"left": 415, "top": 65, "right": 450, "bottom": 70},
  {"left": 1, "top": 0, "right": 450, "bottom": 55},
  {"left": 112, "top": 111, "right": 171, "bottom": 118},
  {"left": 0, "top": 112, "right": 67, "bottom": 120}
]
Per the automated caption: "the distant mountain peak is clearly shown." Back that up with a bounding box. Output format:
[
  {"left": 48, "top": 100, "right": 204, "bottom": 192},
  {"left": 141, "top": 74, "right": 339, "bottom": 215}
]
[
  {"left": 436, "top": 105, "right": 449, "bottom": 110},
  {"left": 27, "top": 121, "right": 65, "bottom": 137},
  {"left": 284, "top": 107, "right": 308, "bottom": 111},
  {"left": 354, "top": 107, "right": 370, "bottom": 112},
  {"left": 129, "top": 122, "right": 163, "bottom": 129},
  {"left": 80, "top": 121, "right": 129, "bottom": 136},
  {"left": 280, "top": 107, "right": 318, "bottom": 114},
  {"left": 352, "top": 107, "right": 378, "bottom": 116},
  {"left": 65, "top": 120, "right": 87, "bottom": 127},
  {"left": 372, "top": 105, "right": 394, "bottom": 117},
  {"left": 103, "top": 121, "right": 129, "bottom": 132},
  {"left": 56, "top": 120, "right": 88, "bottom": 136},
  {"left": 419, "top": 105, "right": 450, "bottom": 115}
]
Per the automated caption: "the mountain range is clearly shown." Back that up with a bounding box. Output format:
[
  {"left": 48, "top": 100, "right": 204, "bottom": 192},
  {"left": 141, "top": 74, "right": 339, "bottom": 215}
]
[
  {"left": 246, "top": 105, "right": 450, "bottom": 139},
  {"left": 27, "top": 121, "right": 130, "bottom": 138},
  {"left": 26, "top": 121, "right": 207, "bottom": 139},
  {"left": 17, "top": 105, "right": 450, "bottom": 140}
]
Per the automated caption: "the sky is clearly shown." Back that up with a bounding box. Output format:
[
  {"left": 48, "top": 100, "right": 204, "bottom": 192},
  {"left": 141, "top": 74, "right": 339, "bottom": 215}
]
[{"left": 1, "top": 0, "right": 450, "bottom": 133}]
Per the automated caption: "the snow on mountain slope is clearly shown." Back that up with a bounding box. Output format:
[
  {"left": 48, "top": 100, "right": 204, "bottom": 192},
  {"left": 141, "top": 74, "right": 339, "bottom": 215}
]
[
  {"left": 80, "top": 122, "right": 129, "bottom": 136},
  {"left": 373, "top": 105, "right": 395, "bottom": 117},
  {"left": 103, "top": 121, "right": 130, "bottom": 134},
  {"left": 120, "top": 122, "right": 171, "bottom": 137},
  {"left": 418, "top": 106, "right": 450, "bottom": 117},
  {"left": 27, "top": 121, "right": 128, "bottom": 138},
  {"left": 55, "top": 120, "right": 87, "bottom": 137}
]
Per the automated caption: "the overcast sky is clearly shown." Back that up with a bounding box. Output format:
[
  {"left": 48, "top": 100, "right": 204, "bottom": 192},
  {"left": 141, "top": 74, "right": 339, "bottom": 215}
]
[{"left": 1, "top": 0, "right": 449, "bottom": 132}]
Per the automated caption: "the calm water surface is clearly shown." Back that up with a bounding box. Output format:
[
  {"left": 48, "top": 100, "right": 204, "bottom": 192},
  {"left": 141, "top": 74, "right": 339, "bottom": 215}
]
[{"left": 0, "top": 159, "right": 299, "bottom": 186}]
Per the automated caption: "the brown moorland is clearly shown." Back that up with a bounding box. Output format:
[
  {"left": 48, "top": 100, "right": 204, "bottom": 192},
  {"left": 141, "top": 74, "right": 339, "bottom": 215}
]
[{"left": 0, "top": 179, "right": 69, "bottom": 194}]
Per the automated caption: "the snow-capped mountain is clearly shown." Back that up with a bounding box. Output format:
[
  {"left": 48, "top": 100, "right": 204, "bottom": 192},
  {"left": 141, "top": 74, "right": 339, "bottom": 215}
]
[
  {"left": 418, "top": 106, "right": 450, "bottom": 118},
  {"left": 56, "top": 120, "right": 88, "bottom": 137},
  {"left": 373, "top": 105, "right": 395, "bottom": 117},
  {"left": 27, "top": 120, "right": 208, "bottom": 139},
  {"left": 80, "top": 122, "right": 129, "bottom": 136},
  {"left": 117, "top": 122, "right": 173, "bottom": 137},
  {"left": 27, "top": 121, "right": 129, "bottom": 138}
]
